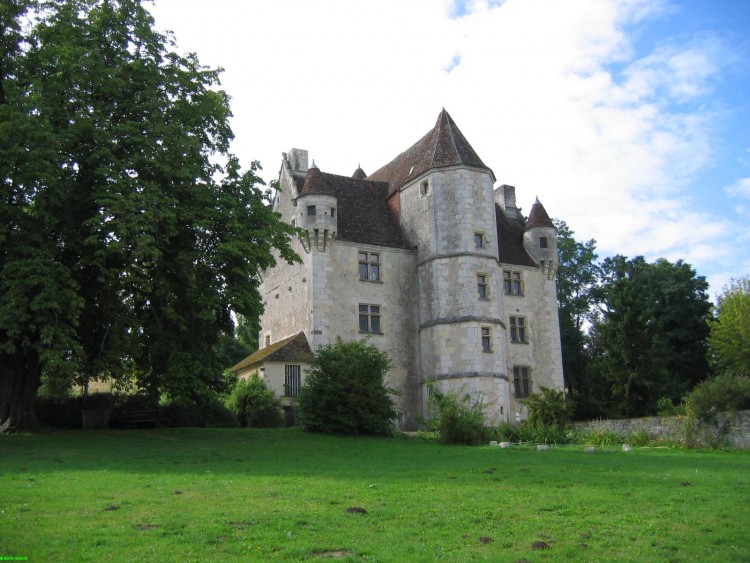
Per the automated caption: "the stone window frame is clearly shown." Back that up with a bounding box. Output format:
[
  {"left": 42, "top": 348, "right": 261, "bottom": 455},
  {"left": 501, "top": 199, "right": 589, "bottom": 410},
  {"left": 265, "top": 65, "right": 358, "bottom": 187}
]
[
  {"left": 358, "top": 251, "right": 381, "bottom": 282},
  {"left": 540, "top": 236, "right": 548, "bottom": 249},
  {"left": 420, "top": 179, "right": 429, "bottom": 197},
  {"left": 264, "top": 333, "right": 271, "bottom": 347},
  {"left": 477, "top": 273, "right": 489, "bottom": 300},
  {"left": 513, "top": 365, "right": 531, "bottom": 398},
  {"left": 480, "top": 326, "right": 492, "bottom": 352},
  {"left": 474, "top": 231, "right": 486, "bottom": 249},
  {"left": 359, "top": 303, "right": 382, "bottom": 334},
  {"left": 509, "top": 315, "right": 527, "bottom": 344},
  {"left": 307, "top": 205, "right": 316, "bottom": 216},
  {"left": 503, "top": 270, "right": 523, "bottom": 296}
]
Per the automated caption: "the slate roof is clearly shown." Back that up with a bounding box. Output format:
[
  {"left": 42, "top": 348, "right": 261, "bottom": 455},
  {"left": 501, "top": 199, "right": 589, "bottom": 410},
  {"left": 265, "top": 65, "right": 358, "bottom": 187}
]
[
  {"left": 230, "top": 331, "right": 314, "bottom": 373},
  {"left": 368, "top": 109, "right": 495, "bottom": 196},
  {"left": 298, "top": 169, "right": 410, "bottom": 249},
  {"left": 526, "top": 198, "right": 555, "bottom": 229},
  {"left": 352, "top": 167, "right": 367, "bottom": 180},
  {"left": 495, "top": 204, "right": 537, "bottom": 267}
]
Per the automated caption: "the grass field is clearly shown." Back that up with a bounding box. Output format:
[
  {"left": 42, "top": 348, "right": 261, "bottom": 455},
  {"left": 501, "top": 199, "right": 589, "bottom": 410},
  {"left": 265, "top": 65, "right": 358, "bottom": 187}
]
[{"left": 1, "top": 428, "right": 749, "bottom": 562}]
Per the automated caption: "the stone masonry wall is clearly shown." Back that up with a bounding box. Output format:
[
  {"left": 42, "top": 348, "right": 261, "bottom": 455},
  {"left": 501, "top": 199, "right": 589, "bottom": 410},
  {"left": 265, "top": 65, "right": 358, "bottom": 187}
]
[{"left": 574, "top": 410, "right": 750, "bottom": 449}]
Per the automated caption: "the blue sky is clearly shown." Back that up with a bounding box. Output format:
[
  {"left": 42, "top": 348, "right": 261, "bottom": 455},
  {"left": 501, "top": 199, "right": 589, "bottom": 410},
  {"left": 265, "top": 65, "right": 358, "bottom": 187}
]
[{"left": 147, "top": 0, "right": 750, "bottom": 298}]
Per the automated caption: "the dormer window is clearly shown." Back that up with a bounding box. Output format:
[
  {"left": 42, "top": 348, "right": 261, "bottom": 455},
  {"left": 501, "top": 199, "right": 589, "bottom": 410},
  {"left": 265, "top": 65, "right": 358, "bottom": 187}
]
[
  {"left": 540, "top": 236, "right": 548, "bottom": 249},
  {"left": 307, "top": 205, "right": 316, "bottom": 216}
]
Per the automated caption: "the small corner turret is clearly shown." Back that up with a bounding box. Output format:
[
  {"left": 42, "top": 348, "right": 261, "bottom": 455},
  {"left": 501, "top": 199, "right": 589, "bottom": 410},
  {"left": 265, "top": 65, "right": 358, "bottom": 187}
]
[
  {"left": 295, "top": 164, "right": 337, "bottom": 253},
  {"left": 523, "top": 198, "right": 557, "bottom": 279}
]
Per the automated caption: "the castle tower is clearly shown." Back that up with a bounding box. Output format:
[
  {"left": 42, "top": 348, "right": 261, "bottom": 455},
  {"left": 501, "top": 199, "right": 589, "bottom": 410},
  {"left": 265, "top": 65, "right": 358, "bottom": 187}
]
[
  {"left": 296, "top": 163, "right": 338, "bottom": 253},
  {"left": 523, "top": 198, "right": 557, "bottom": 279},
  {"left": 370, "top": 110, "right": 510, "bottom": 421}
]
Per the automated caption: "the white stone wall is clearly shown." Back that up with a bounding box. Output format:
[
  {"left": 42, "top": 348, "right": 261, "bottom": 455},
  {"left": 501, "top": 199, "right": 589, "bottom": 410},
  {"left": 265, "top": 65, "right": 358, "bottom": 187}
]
[
  {"left": 259, "top": 156, "right": 313, "bottom": 346},
  {"left": 308, "top": 240, "right": 421, "bottom": 427},
  {"left": 237, "top": 362, "right": 310, "bottom": 406},
  {"left": 398, "top": 165, "right": 510, "bottom": 422},
  {"left": 503, "top": 263, "right": 564, "bottom": 418}
]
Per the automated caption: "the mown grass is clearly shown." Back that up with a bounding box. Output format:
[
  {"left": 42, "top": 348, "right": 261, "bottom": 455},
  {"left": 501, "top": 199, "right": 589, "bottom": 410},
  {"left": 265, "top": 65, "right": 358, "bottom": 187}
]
[{"left": 1, "top": 428, "right": 749, "bottom": 562}]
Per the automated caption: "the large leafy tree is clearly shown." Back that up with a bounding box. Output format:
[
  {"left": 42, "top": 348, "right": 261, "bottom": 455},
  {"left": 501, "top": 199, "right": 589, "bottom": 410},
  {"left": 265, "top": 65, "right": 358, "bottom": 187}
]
[
  {"left": 708, "top": 277, "right": 750, "bottom": 375},
  {"left": 589, "top": 256, "right": 711, "bottom": 417},
  {"left": 553, "top": 219, "right": 603, "bottom": 417},
  {"left": 1, "top": 0, "right": 298, "bottom": 431}
]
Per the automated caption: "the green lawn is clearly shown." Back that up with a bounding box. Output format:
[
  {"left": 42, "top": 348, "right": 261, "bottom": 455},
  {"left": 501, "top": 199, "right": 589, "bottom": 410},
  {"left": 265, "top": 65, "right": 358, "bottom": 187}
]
[{"left": 1, "top": 429, "right": 749, "bottom": 562}]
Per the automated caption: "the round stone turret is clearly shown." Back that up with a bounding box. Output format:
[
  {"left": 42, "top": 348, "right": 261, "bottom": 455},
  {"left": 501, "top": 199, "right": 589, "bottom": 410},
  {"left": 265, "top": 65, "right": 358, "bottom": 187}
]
[
  {"left": 296, "top": 167, "right": 337, "bottom": 252},
  {"left": 523, "top": 198, "right": 557, "bottom": 279}
]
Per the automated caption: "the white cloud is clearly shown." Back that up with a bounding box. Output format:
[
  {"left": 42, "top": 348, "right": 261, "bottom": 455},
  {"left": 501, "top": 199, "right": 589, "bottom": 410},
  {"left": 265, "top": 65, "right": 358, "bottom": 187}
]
[
  {"left": 147, "top": 0, "right": 746, "bottom": 295},
  {"left": 725, "top": 178, "right": 750, "bottom": 199}
]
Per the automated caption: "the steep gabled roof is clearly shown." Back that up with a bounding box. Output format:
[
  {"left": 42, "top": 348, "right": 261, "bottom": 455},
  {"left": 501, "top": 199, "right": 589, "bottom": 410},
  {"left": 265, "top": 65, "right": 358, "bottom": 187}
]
[
  {"left": 368, "top": 109, "right": 494, "bottom": 196},
  {"left": 526, "top": 198, "right": 555, "bottom": 229},
  {"left": 495, "top": 204, "right": 537, "bottom": 267},
  {"left": 298, "top": 169, "right": 410, "bottom": 249},
  {"left": 229, "top": 331, "right": 313, "bottom": 373}
]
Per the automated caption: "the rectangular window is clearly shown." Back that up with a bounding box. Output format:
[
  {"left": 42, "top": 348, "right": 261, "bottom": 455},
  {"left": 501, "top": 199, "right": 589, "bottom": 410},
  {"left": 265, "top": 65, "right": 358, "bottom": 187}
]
[
  {"left": 330, "top": 207, "right": 336, "bottom": 218},
  {"left": 358, "top": 251, "right": 380, "bottom": 282},
  {"left": 481, "top": 326, "right": 492, "bottom": 352},
  {"left": 474, "top": 232, "right": 484, "bottom": 248},
  {"left": 540, "top": 236, "right": 548, "bottom": 249},
  {"left": 284, "top": 365, "right": 301, "bottom": 397},
  {"left": 513, "top": 366, "right": 530, "bottom": 398},
  {"left": 510, "top": 316, "right": 527, "bottom": 343},
  {"left": 477, "top": 274, "right": 488, "bottom": 299},
  {"left": 307, "top": 205, "right": 316, "bottom": 216},
  {"left": 503, "top": 271, "right": 523, "bottom": 295},
  {"left": 420, "top": 179, "right": 429, "bottom": 196},
  {"left": 265, "top": 334, "right": 271, "bottom": 347},
  {"left": 359, "top": 304, "right": 382, "bottom": 334}
]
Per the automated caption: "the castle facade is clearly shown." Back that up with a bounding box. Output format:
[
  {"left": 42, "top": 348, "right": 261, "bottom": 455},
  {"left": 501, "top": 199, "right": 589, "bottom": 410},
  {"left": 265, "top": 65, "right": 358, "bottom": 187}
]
[{"left": 232, "top": 110, "right": 564, "bottom": 429}]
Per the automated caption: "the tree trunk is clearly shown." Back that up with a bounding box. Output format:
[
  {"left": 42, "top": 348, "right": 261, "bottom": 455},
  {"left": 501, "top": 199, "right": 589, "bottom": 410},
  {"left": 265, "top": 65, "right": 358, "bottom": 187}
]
[{"left": 0, "top": 349, "right": 42, "bottom": 433}]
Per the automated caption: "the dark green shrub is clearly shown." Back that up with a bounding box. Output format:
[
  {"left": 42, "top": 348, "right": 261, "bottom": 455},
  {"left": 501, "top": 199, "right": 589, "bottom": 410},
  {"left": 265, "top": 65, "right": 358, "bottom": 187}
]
[
  {"left": 35, "top": 396, "right": 83, "bottom": 429},
  {"left": 162, "top": 395, "right": 239, "bottom": 428},
  {"left": 521, "top": 387, "right": 575, "bottom": 427},
  {"left": 513, "top": 420, "right": 572, "bottom": 444},
  {"left": 426, "top": 385, "right": 488, "bottom": 445},
  {"left": 579, "top": 428, "right": 622, "bottom": 447},
  {"left": 82, "top": 392, "right": 115, "bottom": 410},
  {"left": 656, "top": 396, "right": 687, "bottom": 417},
  {"left": 109, "top": 394, "right": 161, "bottom": 429},
  {"left": 493, "top": 422, "right": 520, "bottom": 442},
  {"left": 626, "top": 429, "right": 653, "bottom": 447},
  {"left": 687, "top": 372, "right": 750, "bottom": 420},
  {"left": 297, "top": 338, "right": 397, "bottom": 436},
  {"left": 226, "top": 376, "right": 284, "bottom": 428}
]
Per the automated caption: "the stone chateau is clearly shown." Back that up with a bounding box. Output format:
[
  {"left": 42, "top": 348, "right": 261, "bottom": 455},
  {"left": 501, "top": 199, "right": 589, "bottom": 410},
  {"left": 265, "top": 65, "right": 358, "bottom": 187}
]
[{"left": 231, "top": 110, "right": 564, "bottom": 429}]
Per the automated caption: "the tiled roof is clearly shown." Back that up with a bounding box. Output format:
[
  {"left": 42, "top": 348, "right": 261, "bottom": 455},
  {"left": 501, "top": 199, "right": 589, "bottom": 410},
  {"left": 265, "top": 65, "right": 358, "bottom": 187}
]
[
  {"left": 496, "top": 204, "right": 537, "bottom": 267},
  {"left": 352, "top": 167, "right": 367, "bottom": 179},
  {"left": 526, "top": 198, "right": 555, "bottom": 229},
  {"left": 229, "top": 331, "right": 313, "bottom": 372},
  {"left": 298, "top": 169, "right": 410, "bottom": 249},
  {"left": 368, "top": 109, "right": 494, "bottom": 196}
]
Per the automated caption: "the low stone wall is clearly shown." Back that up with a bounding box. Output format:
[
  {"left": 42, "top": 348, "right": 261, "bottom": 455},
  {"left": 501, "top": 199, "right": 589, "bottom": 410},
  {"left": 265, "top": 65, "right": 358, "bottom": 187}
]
[{"left": 574, "top": 410, "right": 750, "bottom": 449}]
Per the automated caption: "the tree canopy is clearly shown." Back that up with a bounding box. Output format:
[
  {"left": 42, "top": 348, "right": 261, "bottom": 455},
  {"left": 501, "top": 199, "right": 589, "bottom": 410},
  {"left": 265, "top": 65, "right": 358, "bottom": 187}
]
[
  {"left": 0, "top": 0, "right": 298, "bottom": 431},
  {"left": 555, "top": 221, "right": 713, "bottom": 419},
  {"left": 708, "top": 277, "right": 750, "bottom": 375}
]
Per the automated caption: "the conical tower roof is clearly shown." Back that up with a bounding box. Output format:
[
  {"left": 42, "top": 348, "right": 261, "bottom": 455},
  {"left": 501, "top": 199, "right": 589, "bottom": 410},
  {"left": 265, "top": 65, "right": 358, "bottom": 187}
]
[
  {"left": 352, "top": 166, "right": 367, "bottom": 179},
  {"left": 368, "top": 109, "right": 494, "bottom": 196},
  {"left": 526, "top": 198, "right": 555, "bottom": 229}
]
